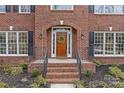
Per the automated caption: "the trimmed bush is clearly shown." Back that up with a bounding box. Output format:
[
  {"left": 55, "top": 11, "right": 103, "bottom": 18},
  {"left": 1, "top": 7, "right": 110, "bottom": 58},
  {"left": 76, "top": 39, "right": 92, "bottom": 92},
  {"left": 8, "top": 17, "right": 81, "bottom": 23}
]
[
  {"left": 109, "top": 82, "right": 124, "bottom": 88},
  {"left": 109, "top": 66, "right": 124, "bottom": 80},
  {"left": 20, "top": 63, "right": 28, "bottom": 71},
  {"left": 74, "top": 80, "right": 86, "bottom": 88},
  {"left": 31, "top": 69, "right": 41, "bottom": 78},
  {"left": 31, "top": 75, "right": 47, "bottom": 88},
  {"left": 2, "top": 65, "right": 23, "bottom": 76},
  {"left": 85, "top": 70, "right": 93, "bottom": 79},
  {"left": 0, "top": 81, "right": 8, "bottom": 88},
  {"left": 89, "top": 81, "right": 108, "bottom": 88},
  {"left": 93, "top": 59, "right": 102, "bottom": 67}
]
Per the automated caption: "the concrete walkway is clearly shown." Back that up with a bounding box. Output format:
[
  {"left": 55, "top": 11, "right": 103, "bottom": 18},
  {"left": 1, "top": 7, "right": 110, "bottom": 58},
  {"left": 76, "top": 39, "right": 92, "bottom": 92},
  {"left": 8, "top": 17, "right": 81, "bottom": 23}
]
[{"left": 50, "top": 84, "right": 75, "bottom": 88}]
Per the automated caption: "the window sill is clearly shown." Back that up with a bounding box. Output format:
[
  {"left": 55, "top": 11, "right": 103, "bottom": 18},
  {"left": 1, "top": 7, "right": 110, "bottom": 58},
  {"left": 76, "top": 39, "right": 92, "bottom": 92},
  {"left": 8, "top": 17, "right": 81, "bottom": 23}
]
[
  {"left": 50, "top": 10, "right": 74, "bottom": 12},
  {"left": 94, "top": 13, "right": 124, "bottom": 16},
  {"left": 94, "top": 55, "right": 124, "bottom": 57},
  {"left": 0, "top": 54, "right": 28, "bottom": 56}
]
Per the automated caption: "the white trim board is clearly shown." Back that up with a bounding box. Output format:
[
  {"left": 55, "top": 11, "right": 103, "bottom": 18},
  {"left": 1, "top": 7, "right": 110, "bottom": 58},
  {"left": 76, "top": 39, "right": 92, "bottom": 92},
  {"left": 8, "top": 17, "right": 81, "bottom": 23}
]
[{"left": 51, "top": 27, "right": 72, "bottom": 58}]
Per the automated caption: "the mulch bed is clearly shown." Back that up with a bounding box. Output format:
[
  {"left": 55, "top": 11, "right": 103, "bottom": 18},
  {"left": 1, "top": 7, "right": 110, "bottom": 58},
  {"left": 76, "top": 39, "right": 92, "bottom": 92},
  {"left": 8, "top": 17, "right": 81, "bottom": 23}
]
[
  {"left": 0, "top": 69, "right": 35, "bottom": 88},
  {"left": 82, "top": 64, "right": 124, "bottom": 82}
]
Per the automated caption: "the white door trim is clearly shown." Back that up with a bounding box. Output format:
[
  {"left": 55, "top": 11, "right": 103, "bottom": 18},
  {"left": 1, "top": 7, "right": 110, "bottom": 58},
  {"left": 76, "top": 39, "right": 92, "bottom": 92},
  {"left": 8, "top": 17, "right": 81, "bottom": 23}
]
[{"left": 51, "top": 27, "right": 72, "bottom": 58}]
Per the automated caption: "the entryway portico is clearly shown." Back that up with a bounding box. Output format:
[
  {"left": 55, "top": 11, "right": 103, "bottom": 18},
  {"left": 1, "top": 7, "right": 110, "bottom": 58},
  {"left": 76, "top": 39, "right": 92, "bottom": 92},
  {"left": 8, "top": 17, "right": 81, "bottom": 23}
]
[{"left": 51, "top": 27, "right": 72, "bottom": 58}]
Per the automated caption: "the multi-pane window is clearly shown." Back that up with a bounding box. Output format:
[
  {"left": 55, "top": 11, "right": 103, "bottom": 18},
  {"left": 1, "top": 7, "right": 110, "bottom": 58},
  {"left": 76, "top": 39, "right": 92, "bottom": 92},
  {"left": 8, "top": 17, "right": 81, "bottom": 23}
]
[
  {"left": 19, "top": 32, "right": 28, "bottom": 54},
  {"left": 51, "top": 5, "right": 73, "bottom": 10},
  {"left": 94, "top": 5, "right": 123, "bottom": 14},
  {"left": 0, "top": 5, "right": 6, "bottom": 13},
  {"left": 19, "top": 5, "right": 30, "bottom": 13},
  {"left": 8, "top": 32, "right": 17, "bottom": 54},
  {"left": 94, "top": 32, "right": 124, "bottom": 56},
  {"left": 0, "top": 32, "right": 6, "bottom": 54},
  {"left": 0, "top": 31, "right": 28, "bottom": 56},
  {"left": 94, "top": 33, "right": 104, "bottom": 55}
]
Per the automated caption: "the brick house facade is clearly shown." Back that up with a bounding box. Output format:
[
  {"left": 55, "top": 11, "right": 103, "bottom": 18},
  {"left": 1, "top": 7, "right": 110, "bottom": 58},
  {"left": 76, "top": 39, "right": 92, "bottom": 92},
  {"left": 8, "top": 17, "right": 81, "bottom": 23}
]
[{"left": 0, "top": 5, "right": 124, "bottom": 65}]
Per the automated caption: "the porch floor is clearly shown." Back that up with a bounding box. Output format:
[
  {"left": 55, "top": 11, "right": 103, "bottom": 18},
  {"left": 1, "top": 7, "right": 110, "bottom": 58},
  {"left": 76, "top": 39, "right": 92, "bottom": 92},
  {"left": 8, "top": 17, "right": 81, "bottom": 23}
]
[{"left": 31, "top": 58, "right": 92, "bottom": 63}]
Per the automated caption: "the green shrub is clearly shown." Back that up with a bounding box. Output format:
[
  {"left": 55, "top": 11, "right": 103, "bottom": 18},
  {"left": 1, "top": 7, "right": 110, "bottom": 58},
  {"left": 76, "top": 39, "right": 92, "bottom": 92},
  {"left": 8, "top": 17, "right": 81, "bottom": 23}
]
[
  {"left": 93, "top": 59, "right": 102, "bottom": 67},
  {"left": 31, "top": 69, "right": 41, "bottom": 78},
  {"left": 85, "top": 70, "right": 93, "bottom": 79},
  {"left": 109, "top": 82, "right": 124, "bottom": 88},
  {"left": 0, "top": 81, "right": 8, "bottom": 88},
  {"left": 2, "top": 64, "right": 12, "bottom": 74},
  {"left": 10, "top": 67, "right": 23, "bottom": 76},
  {"left": 20, "top": 63, "right": 28, "bottom": 71},
  {"left": 74, "top": 80, "right": 86, "bottom": 88},
  {"left": 89, "top": 81, "right": 108, "bottom": 88},
  {"left": 2, "top": 65, "right": 23, "bottom": 76},
  {"left": 109, "top": 66, "right": 124, "bottom": 80},
  {"left": 31, "top": 75, "right": 47, "bottom": 88}
]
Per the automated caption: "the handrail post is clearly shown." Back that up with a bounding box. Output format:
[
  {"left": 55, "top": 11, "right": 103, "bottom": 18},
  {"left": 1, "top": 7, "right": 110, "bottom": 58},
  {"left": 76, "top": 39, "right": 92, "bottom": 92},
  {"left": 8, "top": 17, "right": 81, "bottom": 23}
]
[{"left": 76, "top": 49, "right": 82, "bottom": 80}]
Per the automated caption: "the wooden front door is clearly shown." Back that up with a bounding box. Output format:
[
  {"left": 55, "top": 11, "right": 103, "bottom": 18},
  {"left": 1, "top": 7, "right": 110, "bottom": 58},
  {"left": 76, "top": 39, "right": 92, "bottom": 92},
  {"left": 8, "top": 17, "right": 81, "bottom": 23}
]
[{"left": 56, "top": 32, "right": 67, "bottom": 58}]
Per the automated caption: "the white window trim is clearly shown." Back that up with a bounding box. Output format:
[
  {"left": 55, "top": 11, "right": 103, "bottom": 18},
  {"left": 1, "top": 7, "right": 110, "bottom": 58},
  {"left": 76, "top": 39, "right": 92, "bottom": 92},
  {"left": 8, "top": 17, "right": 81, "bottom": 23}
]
[
  {"left": 94, "top": 5, "right": 124, "bottom": 15},
  {"left": 0, "top": 5, "right": 6, "bottom": 13},
  {"left": 0, "top": 31, "right": 28, "bottom": 56},
  {"left": 94, "top": 31, "right": 124, "bottom": 57},
  {"left": 50, "top": 5, "right": 74, "bottom": 10},
  {"left": 19, "top": 5, "right": 31, "bottom": 14},
  {"left": 51, "top": 27, "right": 72, "bottom": 58}
]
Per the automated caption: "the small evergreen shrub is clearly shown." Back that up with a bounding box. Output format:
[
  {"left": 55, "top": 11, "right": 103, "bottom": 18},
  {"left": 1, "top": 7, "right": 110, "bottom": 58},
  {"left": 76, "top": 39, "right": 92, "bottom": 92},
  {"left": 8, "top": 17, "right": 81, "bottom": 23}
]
[
  {"left": 0, "top": 81, "right": 8, "bottom": 88},
  {"left": 93, "top": 59, "right": 102, "bottom": 67},
  {"left": 31, "top": 75, "right": 47, "bottom": 88},
  {"left": 74, "top": 80, "right": 86, "bottom": 88},
  {"left": 85, "top": 70, "right": 93, "bottom": 79},
  {"left": 109, "top": 82, "right": 124, "bottom": 88},
  {"left": 20, "top": 63, "right": 28, "bottom": 71},
  {"left": 2, "top": 65, "right": 23, "bottom": 76},
  {"left": 109, "top": 66, "right": 124, "bottom": 80},
  {"left": 89, "top": 81, "right": 108, "bottom": 88},
  {"left": 10, "top": 67, "right": 23, "bottom": 76},
  {"left": 31, "top": 69, "right": 41, "bottom": 78}
]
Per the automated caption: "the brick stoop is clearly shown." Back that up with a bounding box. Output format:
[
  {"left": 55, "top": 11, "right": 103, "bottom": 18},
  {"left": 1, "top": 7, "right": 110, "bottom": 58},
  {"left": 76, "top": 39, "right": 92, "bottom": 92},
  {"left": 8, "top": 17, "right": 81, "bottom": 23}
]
[{"left": 46, "top": 63, "right": 79, "bottom": 84}]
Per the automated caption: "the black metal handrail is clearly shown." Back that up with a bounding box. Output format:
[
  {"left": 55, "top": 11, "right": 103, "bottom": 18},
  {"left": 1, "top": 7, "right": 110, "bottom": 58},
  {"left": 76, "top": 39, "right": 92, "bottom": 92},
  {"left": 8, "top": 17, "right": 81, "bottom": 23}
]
[
  {"left": 76, "top": 49, "right": 83, "bottom": 80},
  {"left": 43, "top": 50, "right": 48, "bottom": 78}
]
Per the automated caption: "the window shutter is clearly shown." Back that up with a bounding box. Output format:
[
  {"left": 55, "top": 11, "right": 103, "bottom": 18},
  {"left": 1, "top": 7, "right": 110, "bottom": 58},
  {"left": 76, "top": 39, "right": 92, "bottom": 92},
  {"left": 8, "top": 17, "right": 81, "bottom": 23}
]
[
  {"left": 88, "top": 32, "right": 94, "bottom": 60},
  {"left": 89, "top": 5, "right": 94, "bottom": 13},
  {"left": 28, "top": 31, "right": 33, "bottom": 56},
  {"left": 123, "top": 5, "right": 124, "bottom": 13},
  {"left": 13, "top": 5, "right": 19, "bottom": 12},
  {"left": 6, "top": 5, "right": 11, "bottom": 12},
  {"left": 30, "top": 5, "right": 35, "bottom": 12}
]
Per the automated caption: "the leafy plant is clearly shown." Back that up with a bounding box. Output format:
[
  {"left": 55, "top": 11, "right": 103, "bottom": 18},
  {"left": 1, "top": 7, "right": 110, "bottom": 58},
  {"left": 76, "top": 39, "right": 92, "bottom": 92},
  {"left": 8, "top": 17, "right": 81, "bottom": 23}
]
[
  {"left": 89, "top": 81, "right": 108, "bottom": 88},
  {"left": 85, "top": 70, "right": 93, "bottom": 79},
  {"left": 31, "top": 69, "right": 41, "bottom": 78},
  {"left": 31, "top": 75, "right": 47, "bottom": 88},
  {"left": 109, "top": 66, "right": 124, "bottom": 80},
  {"left": 109, "top": 82, "right": 124, "bottom": 88},
  {"left": 0, "top": 81, "right": 8, "bottom": 88},
  {"left": 93, "top": 59, "right": 102, "bottom": 67},
  {"left": 10, "top": 67, "right": 23, "bottom": 76},
  {"left": 74, "top": 80, "right": 86, "bottom": 88},
  {"left": 2, "top": 64, "right": 12, "bottom": 74},
  {"left": 20, "top": 63, "right": 28, "bottom": 71},
  {"left": 2, "top": 65, "right": 23, "bottom": 76}
]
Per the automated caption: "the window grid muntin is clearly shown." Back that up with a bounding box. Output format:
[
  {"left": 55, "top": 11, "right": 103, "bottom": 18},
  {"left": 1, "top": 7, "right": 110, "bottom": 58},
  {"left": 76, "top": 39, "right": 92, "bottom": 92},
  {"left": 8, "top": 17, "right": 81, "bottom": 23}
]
[
  {"left": 19, "top": 32, "right": 28, "bottom": 54},
  {"left": 19, "top": 5, "right": 30, "bottom": 13},
  {"left": 94, "top": 32, "right": 124, "bottom": 56},
  {"left": 0, "top": 32, "right": 6, "bottom": 54},
  {"left": 94, "top": 5, "right": 124, "bottom": 14},
  {"left": 51, "top": 5, "right": 73, "bottom": 10},
  {"left": 0, "top": 31, "right": 28, "bottom": 56},
  {"left": 0, "top": 5, "right": 6, "bottom": 13}
]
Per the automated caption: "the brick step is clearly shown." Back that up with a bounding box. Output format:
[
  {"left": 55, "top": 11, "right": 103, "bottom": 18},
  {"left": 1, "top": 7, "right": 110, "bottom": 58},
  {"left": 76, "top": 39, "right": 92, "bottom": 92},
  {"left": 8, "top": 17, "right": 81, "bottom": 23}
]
[
  {"left": 47, "top": 78, "right": 79, "bottom": 84},
  {"left": 47, "top": 63, "right": 77, "bottom": 67},
  {"left": 46, "top": 72, "right": 79, "bottom": 79},
  {"left": 47, "top": 67, "right": 78, "bottom": 72}
]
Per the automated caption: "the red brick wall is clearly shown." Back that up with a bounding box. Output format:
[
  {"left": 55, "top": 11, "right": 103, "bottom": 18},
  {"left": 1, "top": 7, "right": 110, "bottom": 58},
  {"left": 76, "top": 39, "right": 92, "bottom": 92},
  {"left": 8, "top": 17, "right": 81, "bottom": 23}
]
[{"left": 0, "top": 5, "right": 124, "bottom": 65}]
